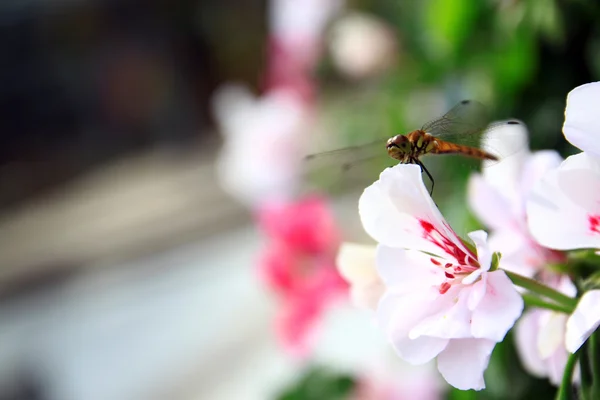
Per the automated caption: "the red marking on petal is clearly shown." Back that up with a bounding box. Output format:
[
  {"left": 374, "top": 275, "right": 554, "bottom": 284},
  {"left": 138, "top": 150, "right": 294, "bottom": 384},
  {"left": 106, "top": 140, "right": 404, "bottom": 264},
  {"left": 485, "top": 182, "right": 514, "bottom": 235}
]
[
  {"left": 589, "top": 214, "right": 600, "bottom": 235},
  {"left": 444, "top": 263, "right": 453, "bottom": 269},
  {"left": 420, "top": 220, "right": 435, "bottom": 233},
  {"left": 430, "top": 258, "right": 441, "bottom": 266},
  {"left": 439, "top": 282, "right": 451, "bottom": 294},
  {"left": 445, "top": 272, "right": 455, "bottom": 279}
]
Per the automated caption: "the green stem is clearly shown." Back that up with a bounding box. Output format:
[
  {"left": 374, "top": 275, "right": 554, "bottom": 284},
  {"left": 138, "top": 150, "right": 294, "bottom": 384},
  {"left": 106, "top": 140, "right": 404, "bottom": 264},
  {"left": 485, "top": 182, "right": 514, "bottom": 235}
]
[
  {"left": 504, "top": 270, "right": 578, "bottom": 312},
  {"left": 556, "top": 350, "right": 580, "bottom": 400},
  {"left": 591, "top": 332, "right": 600, "bottom": 399},
  {"left": 521, "top": 293, "right": 573, "bottom": 314},
  {"left": 580, "top": 340, "right": 592, "bottom": 400}
]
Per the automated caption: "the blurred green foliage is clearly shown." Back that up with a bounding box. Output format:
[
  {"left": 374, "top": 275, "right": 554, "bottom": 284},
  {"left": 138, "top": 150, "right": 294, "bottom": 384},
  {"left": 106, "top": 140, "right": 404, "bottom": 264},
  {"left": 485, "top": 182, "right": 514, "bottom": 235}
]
[{"left": 275, "top": 366, "right": 356, "bottom": 400}]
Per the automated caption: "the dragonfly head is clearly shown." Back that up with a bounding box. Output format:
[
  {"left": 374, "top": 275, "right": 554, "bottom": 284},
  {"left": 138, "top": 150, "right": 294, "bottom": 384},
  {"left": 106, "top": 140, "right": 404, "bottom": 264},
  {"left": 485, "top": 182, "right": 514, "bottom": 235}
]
[{"left": 386, "top": 135, "right": 411, "bottom": 161}]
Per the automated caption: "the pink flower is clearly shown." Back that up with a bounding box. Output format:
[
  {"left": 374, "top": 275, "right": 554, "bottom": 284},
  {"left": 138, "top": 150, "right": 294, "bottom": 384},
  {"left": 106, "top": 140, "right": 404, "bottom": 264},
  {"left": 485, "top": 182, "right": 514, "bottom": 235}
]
[
  {"left": 515, "top": 274, "right": 578, "bottom": 385},
  {"left": 258, "top": 196, "right": 348, "bottom": 356},
  {"left": 469, "top": 122, "right": 565, "bottom": 277},
  {"left": 359, "top": 164, "right": 524, "bottom": 390}
]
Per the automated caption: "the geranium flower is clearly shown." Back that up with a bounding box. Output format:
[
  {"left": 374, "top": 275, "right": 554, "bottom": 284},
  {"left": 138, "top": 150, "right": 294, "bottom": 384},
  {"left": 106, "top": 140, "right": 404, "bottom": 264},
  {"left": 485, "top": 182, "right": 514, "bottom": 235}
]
[
  {"left": 359, "top": 164, "right": 523, "bottom": 390},
  {"left": 258, "top": 196, "right": 348, "bottom": 357},
  {"left": 212, "top": 85, "right": 309, "bottom": 208},
  {"left": 515, "top": 275, "right": 578, "bottom": 385},
  {"left": 527, "top": 82, "right": 600, "bottom": 250},
  {"left": 525, "top": 81, "right": 600, "bottom": 357},
  {"left": 469, "top": 122, "right": 564, "bottom": 277}
]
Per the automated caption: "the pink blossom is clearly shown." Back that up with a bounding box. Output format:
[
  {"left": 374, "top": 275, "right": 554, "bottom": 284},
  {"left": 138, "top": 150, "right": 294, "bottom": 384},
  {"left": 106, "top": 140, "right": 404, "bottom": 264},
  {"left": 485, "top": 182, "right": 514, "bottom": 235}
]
[
  {"left": 258, "top": 196, "right": 348, "bottom": 356},
  {"left": 359, "top": 164, "right": 523, "bottom": 390}
]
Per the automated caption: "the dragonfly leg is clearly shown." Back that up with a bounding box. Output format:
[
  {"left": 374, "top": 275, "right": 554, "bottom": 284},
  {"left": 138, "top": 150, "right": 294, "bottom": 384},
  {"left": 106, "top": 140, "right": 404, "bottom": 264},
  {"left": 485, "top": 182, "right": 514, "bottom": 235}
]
[{"left": 415, "top": 159, "right": 434, "bottom": 196}]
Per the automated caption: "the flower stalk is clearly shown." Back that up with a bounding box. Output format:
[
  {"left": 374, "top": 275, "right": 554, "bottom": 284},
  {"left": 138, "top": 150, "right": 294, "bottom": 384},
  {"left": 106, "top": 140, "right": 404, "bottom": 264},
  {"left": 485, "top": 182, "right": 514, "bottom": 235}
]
[{"left": 504, "top": 270, "right": 578, "bottom": 313}]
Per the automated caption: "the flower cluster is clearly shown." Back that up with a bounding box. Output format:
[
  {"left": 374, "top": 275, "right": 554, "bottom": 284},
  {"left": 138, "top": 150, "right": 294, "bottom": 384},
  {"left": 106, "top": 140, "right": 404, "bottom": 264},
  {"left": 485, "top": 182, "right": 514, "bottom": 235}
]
[{"left": 337, "top": 82, "right": 600, "bottom": 392}]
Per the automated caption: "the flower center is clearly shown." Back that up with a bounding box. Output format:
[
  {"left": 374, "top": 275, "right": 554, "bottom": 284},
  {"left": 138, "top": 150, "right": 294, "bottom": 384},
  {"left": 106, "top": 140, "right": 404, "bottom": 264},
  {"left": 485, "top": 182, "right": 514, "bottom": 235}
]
[{"left": 419, "top": 219, "right": 480, "bottom": 294}]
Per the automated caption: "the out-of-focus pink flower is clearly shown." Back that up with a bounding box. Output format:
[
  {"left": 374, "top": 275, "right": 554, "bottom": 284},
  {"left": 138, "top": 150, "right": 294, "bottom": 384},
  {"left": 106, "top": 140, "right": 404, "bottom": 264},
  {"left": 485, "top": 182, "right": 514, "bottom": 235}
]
[
  {"left": 469, "top": 121, "right": 565, "bottom": 278},
  {"left": 351, "top": 369, "right": 443, "bottom": 400},
  {"left": 566, "top": 290, "right": 600, "bottom": 353},
  {"left": 359, "top": 164, "right": 524, "bottom": 390},
  {"left": 329, "top": 12, "right": 397, "bottom": 80},
  {"left": 213, "top": 85, "right": 309, "bottom": 208},
  {"left": 258, "top": 196, "right": 348, "bottom": 356},
  {"left": 515, "top": 275, "right": 577, "bottom": 385},
  {"left": 527, "top": 82, "right": 600, "bottom": 251}
]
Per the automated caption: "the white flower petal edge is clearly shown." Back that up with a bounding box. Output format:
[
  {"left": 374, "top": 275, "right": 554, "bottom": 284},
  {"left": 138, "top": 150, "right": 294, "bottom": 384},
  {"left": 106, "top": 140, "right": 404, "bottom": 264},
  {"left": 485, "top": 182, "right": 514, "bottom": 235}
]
[
  {"left": 563, "top": 82, "right": 600, "bottom": 158},
  {"left": 336, "top": 242, "right": 385, "bottom": 310},
  {"left": 437, "top": 339, "right": 496, "bottom": 391},
  {"left": 566, "top": 290, "right": 600, "bottom": 353},
  {"left": 527, "top": 153, "right": 600, "bottom": 250}
]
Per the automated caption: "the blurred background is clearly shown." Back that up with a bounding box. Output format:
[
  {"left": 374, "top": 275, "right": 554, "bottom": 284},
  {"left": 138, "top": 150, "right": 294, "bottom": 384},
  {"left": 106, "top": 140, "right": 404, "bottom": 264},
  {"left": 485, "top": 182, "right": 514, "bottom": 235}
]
[{"left": 0, "top": 0, "right": 599, "bottom": 399}]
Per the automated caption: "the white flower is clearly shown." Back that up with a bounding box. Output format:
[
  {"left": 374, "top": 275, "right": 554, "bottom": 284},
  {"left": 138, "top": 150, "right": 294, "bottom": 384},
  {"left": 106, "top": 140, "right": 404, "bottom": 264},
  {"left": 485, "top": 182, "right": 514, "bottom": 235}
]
[
  {"left": 212, "top": 85, "right": 309, "bottom": 208},
  {"left": 515, "top": 275, "right": 577, "bottom": 385},
  {"left": 336, "top": 242, "right": 385, "bottom": 310},
  {"left": 526, "top": 82, "right": 600, "bottom": 251},
  {"left": 359, "top": 164, "right": 524, "bottom": 390},
  {"left": 328, "top": 12, "right": 397, "bottom": 80},
  {"left": 469, "top": 122, "right": 564, "bottom": 277},
  {"left": 563, "top": 82, "right": 600, "bottom": 158},
  {"left": 566, "top": 290, "right": 600, "bottom": 353}
]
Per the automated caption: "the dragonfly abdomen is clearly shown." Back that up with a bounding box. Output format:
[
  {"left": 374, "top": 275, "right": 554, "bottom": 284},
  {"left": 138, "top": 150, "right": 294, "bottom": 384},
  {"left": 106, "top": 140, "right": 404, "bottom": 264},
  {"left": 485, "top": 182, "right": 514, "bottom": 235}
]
[{"left": 432, "top": 140, "right": 498, "bottom": 161}]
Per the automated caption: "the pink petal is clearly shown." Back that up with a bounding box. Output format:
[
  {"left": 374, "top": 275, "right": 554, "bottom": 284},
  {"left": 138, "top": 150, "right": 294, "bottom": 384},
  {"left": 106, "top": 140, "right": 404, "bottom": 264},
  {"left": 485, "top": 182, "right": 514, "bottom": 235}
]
[
  {"left": 563, "top": 82, "right": 600, "bottom": 157},
  {"left": 437, "top": 338, "right": 496, "bottom": 390},
  {"left": 566, "top": 290, "right": 600, "bottom": 352},
  {"left": 520, "top": 150, "right": 563, "bottom": 199},
  {"left": 515, "top": 310, "right": 547, "bottom": 378},
  {"left": 470, "top": 270, "right": 524, "bottom": 341}
]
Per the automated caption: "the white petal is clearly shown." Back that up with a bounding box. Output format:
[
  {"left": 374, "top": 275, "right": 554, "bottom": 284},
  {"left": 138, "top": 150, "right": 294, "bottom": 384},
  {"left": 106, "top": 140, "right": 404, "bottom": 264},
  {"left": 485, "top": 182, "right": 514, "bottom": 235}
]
[
  {"left": 563, "top": 82, "right": 600, "bottom": 157},
  {"left": 562, "top": 151, "right": 600, "bottom": 173},
  {"left": 520, "top": 150, "right": 563, "bottom": 198},
  {"left": 378, "top": 290, "right": 449, "bottom": 364},
  {"left": 468, "top": 174, "right": 517, "bottom": 231},
  {"left": 527, "top": 158, "right": 600, "bottom": 250},
  {"left": 336, "top": 242, "right": 385, "bottom": 309},
  {"left": 376, "top": 246, "right": 445, "bottom": 292},
  {"left": 469, "top": 230, "right": 491, "bottom": 272},
  {"left": 359, "top": 164, "right": 462, "bottom": 257},
  {"left": 437, "top": 338, "right": 496, "bottom": 391},
  {"left": 515, "top": 310, "right": 548, "bottom": 378},
  {"left": 487, "top": 230, "right": 539, "bottom": 277},
  {"left": 470, "top": 270, "right": 524, "bottom": 341},
  {"left": 408, "top": 285, "right": 473, "bottom": 339},
  {"left": 537, "top": 311, "right": 566, "bottom": 359},
  {"left": 566, "top": 290, "right": 600, "bottom": 353}
]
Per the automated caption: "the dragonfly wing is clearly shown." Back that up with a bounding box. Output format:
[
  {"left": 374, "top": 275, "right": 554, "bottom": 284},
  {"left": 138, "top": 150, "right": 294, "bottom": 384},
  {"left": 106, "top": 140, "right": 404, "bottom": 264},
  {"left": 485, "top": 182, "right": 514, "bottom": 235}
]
[
  {"left": 421, "top": 100, "right": 490, "bottom": 145},
  {"left": 479, "top": 119, "right": 529, "bottom": 166},
  {"left": 303, "top": 138, "right": 387, "bottom": 173}
]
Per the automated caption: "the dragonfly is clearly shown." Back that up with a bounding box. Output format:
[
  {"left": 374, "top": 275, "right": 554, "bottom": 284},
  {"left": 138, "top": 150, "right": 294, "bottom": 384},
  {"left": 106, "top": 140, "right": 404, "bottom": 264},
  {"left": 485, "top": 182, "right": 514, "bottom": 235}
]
[{"left": 306, "top": 100, "right": 523, "bottom": 195}]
